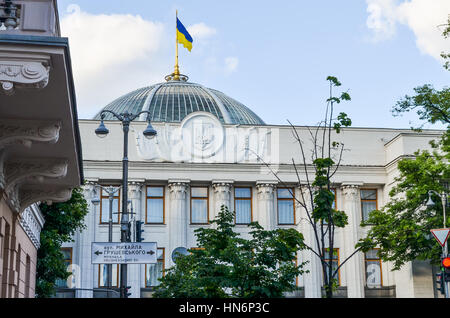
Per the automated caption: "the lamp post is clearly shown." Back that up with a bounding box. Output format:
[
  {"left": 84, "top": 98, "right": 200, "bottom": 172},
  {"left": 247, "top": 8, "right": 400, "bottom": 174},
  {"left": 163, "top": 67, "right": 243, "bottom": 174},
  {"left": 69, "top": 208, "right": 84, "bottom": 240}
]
[
  {"left": 426, "top": 189, "right": 449, "bottom": 297},
  {"left": 95, "top": 110, "right": 157, "bottom": 298}
]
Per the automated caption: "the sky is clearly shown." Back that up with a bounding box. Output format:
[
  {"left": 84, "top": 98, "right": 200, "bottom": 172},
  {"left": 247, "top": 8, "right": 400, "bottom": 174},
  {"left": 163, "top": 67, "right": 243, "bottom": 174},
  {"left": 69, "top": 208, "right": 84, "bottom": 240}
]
[{"left": 57, "top": 0, "right": 449, "bottom": 130}]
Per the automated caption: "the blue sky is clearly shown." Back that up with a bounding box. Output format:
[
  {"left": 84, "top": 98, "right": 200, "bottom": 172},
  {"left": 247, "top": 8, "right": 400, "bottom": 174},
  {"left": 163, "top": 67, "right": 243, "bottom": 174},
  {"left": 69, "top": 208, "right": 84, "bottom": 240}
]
[{"left": 58, "top": 0, "right": 449, "bottom": 129}]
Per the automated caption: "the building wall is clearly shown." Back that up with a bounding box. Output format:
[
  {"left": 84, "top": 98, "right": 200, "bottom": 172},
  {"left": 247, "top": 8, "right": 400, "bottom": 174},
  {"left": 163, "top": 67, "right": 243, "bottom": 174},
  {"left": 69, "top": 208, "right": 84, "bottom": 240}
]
[
  {"left": 68, "top": 120, "right": 443, "bottom": 298},
  {"left": 0, "top": 197, "right": 37, "bottom": 298}
]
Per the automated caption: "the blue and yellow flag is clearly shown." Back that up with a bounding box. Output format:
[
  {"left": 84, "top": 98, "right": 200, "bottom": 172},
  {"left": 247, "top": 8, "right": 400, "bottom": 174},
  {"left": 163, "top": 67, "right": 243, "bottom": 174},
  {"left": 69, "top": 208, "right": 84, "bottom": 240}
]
[{"left": 176, "top": 18, "right": 193, "bottom": 52}]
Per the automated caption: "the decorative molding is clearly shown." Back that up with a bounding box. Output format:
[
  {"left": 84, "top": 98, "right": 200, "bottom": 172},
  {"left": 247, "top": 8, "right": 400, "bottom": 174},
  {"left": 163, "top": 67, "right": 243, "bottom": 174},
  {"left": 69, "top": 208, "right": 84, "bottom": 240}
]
[
  {"left": 256, "top": 183, "right": 276, "bottom": 200},
  {"left": 4, "top": 158, "right": 68, "bottom": 192},
  {"left": 212, "top": 182, "right": 232, "bottom": 202},
  {"left": 0, "top": 60, "right": 50, "bottom": 94},
  {"left": 19, "top": 204, "right": 45, "bottom": 249},
  {"left": 0, "top": 119, "right": 61, "bottom": 149},
  {"left": 82, "top": 181, "right": 99, "bottom": 200},
  {"left": 17, "top": 188, "right": 73, "bottom": 213},
  {"left": 3, "top": 158, "right": 68, "bottom": 212},
  {"left": 168, "top": 182, "right": 189, "bottom": 200},
  {"left": 340, "top": 183, "right": 362, "bottom": 199},
  {"left": 128, "top": 181, "right": 143, "bottom": 200}
]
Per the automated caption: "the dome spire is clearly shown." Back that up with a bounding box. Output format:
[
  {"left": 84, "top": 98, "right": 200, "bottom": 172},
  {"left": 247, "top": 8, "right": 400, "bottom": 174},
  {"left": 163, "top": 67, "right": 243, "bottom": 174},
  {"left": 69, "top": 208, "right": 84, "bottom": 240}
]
[{"left": 165, "top": 10, "right": 189, "bottom": 82}]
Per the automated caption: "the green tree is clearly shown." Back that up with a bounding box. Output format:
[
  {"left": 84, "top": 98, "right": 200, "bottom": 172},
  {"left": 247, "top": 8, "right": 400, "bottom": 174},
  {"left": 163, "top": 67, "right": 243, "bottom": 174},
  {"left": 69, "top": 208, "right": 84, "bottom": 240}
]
[
  {"left": 357, "top": 138, "right": 449, "bottom": 269},
  {"left": 358, "top": 16, "right": 450, "bottom": 271},
  {"left": 153, "top": 205, "right": 306, "bottom": 298},
  {"left": 250, "top": 76, "right": 354, "bottom": 297},
  {"left": 35, "top": 187, "right": 88, "bottom": 298}
]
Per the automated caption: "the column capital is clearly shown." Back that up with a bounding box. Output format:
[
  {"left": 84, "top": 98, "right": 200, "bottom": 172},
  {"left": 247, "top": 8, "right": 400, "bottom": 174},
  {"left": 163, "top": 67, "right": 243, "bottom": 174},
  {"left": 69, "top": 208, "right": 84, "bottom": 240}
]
[
  {"left": 256, "top": 180, "right": 277, "bottom": 188},
  {"left": 168, "top": 180, "right": 189, "bottom": 200},
  {"left": 128, "top": 181, "right": 144, "bottom": 200},
  {"left": 256, "top": 182, "right": 276, "bottom": 200},
  {"left": 82, "top": 182, "right": 99, "bottom": 200},
  {"left": 212, "top": 182, "right": 232, "bottom": 204},
  {"left": 212, "top": 181, "right": 233, "bottom": 191},
  {"left": 340, "top": 182, "right": 363, "bottom": 198}
]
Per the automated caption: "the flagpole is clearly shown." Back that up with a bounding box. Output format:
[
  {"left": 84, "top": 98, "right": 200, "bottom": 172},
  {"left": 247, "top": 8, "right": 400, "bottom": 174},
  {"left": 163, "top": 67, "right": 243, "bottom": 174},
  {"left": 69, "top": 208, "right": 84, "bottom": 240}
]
[{"left": 174, "top": 10, "right": 180, "bottom": 80}]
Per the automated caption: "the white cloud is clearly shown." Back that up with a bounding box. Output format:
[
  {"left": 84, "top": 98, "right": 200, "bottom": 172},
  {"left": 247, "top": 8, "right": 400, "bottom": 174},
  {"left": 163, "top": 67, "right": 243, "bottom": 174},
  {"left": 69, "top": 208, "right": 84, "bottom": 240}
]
[
  {"left": 60, "top": 5, "right": 231, "bottom": 118},
  {"left": 187, "top": 23, "right": 217, "bottom": 40},
  {"left": 366, "top": 0, "right": 398, "bottom": 41},
  {"left": 224, "top": 57, "right": 239, "bottom": 74},
  {"left": 366, "top": 0, "right": 450, "bottom": 61},
  {"left": 61, "top": 4, "right": 167, "bottom": 118}
]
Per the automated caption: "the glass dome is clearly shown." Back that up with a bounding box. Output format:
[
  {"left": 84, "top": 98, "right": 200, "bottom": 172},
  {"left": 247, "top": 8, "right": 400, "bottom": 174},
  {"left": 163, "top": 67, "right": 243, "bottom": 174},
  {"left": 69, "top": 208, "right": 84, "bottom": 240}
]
[{"left": 93, "top": 80, "right": 265, "bottom": 125}]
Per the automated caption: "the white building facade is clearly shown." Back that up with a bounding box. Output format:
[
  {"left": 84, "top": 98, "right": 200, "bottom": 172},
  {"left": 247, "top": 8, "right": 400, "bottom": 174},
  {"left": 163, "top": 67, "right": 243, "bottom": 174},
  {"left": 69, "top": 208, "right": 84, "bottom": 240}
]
[{"left": 62, "top": 77, "right": 443, "bottom": 298}]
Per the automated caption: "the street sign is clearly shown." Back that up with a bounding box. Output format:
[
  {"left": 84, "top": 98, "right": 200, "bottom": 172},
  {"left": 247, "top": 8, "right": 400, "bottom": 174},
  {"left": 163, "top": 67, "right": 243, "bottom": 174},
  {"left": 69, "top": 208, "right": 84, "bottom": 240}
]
[
  {"left": 91, "top": 242, "right": 157, "bottom": 264},
  {"left": 430, "top": 228, "right": 450, "bottom": 247}
]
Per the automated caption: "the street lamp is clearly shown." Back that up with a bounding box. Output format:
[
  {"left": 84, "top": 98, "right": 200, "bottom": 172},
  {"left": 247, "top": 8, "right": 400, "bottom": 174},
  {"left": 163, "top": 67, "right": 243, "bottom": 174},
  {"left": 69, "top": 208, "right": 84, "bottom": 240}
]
[{"left": 95, "top": 110, "right": 157, "bottom": 298}]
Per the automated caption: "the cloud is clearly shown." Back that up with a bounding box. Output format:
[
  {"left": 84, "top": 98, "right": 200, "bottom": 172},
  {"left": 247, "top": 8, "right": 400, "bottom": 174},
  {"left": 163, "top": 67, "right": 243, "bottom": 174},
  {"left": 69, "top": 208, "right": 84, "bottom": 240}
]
[
  {"left": 60, "top": 4, "right": 167, "bottom": 118},
  {"left": 366, "top": 0, "right": 398, "bottom": 41},
  {"left": 224, "top": 57, "right": 239, "bottom": 74},
  {"left": 187, "top": 23, "right": 217, "bottom": 40},
  {"left": 366, "top": 0, "right": 450, "bottom": 61},
  {"left": 60, "top": 5, "right": 229, "bottom": 118}
]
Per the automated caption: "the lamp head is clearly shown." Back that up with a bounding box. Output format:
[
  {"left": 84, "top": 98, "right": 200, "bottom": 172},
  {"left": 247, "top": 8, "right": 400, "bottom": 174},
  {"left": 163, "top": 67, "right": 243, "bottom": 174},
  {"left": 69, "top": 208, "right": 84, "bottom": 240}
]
[
  {"left": 426, "top": 194, "right": 435, "bottom": 208},
  {"left": 95, "top": 120, "right": 109, "bottom": 138},
  {"left": 143, "top": 122, "right": 157, "bottom": 139}
]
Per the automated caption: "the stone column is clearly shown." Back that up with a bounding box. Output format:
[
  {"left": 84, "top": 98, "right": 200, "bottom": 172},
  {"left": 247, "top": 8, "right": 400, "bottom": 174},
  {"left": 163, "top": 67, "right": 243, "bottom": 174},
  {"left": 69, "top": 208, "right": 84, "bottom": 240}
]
[
  {"left": 128, "top": 181, "right": 143, "bottom": 298},
  {"left": 76, "top": 182, "right": 97, "bottom": 298},
  {"left": 256, "top": 182, "right": 277, "bottom": 230},
  {"left": 299, "top": 186, "right": 322, "bottom": 298},
  {"left": 168, "top": 180, "right": 189, "bottom": 267},
  {"left": 341, "top": 183, "right": 365, "bottom": 298},
  {"left": 212, "top": 181, "right": 233, "bottom": 221}
]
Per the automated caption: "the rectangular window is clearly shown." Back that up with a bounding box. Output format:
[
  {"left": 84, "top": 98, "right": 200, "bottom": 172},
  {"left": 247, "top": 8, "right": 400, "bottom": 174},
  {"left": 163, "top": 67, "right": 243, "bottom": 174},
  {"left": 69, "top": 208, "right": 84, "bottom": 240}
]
[
  {"left": 100, "top": 187, "right": 121, "bottom": 224},
  {"left": 98, "top": 264, "right": 119, "bottom": 287},
  {"left": 234, "top": 187, "right": 252, "bottom": 224},
  {"left": 361, "top": 189, "right": 377, "bottom": 222},
  {"left": 323, "top": 248, "right": 340, "bottom": 286},
  {"left": 146, "top": 186, "right": 165, "bottom": 224},
  {"left": 324, "top": 189, "right": 337, "bottom": 225},
  {"left": 191, "top": 187, "right": 209, "bottom": 224},
  {"left": 365, "top": 249, "right": 382, "bottom": 288},
  {"left": 277, "top": 188, "right": 295, "bottom": 225},
  {"left": 55, "top": 248, "right": 72, "bottom": 288},
  {"left": 145, "top": 248, "right": 165, "bottom": 287}
]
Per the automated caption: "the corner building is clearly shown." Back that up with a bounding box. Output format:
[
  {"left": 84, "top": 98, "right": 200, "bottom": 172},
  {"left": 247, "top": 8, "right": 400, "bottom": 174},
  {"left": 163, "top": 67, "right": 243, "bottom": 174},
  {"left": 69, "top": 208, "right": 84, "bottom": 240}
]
[{"left": 65, "top": 74, "right": 442, "bottom": 298}]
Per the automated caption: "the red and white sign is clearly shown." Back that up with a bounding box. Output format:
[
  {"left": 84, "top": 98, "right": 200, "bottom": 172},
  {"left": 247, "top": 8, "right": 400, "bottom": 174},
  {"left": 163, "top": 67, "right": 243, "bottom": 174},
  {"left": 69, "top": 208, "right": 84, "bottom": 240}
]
[{"left": 430, "top": 228, "right": 450, "bottom": 247}]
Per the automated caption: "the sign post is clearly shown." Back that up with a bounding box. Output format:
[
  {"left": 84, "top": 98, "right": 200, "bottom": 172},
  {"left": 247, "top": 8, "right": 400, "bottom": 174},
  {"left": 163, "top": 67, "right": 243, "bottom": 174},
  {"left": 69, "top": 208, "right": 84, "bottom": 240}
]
[
  {"left": 91, "top": 242, "right": 157, "bottom": 264},
  {"left": 431, "top": 228, "right": 450, "bottom": 298}
]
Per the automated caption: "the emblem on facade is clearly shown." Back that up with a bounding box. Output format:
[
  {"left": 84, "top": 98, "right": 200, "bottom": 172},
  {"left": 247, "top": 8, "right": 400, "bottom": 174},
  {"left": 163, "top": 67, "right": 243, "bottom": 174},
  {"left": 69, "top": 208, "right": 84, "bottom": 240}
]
[{"left": 180, "top": 112, "right": 224, "bottom": 158}]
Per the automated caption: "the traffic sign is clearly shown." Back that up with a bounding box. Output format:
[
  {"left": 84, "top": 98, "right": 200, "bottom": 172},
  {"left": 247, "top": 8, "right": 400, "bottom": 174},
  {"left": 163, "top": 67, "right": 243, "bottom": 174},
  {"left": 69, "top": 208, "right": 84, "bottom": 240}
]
[
  {"left": 91, "top": 242, "right": 157, "bottom": 264},
  {"left": 430, "top": 228, "right": 450, "bottom": 247}
]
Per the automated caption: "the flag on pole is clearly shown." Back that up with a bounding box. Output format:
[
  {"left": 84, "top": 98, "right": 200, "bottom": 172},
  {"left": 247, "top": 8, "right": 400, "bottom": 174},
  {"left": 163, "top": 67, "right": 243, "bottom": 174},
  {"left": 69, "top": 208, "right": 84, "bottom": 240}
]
[{"left": 176, "top": 17, "right": 193, "bottom": 52}]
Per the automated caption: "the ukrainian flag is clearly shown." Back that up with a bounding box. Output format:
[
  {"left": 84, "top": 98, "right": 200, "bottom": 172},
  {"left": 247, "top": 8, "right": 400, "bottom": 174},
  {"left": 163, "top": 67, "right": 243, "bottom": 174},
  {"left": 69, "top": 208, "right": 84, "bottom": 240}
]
[{"left": 177, "top": 18, "right": 193, "bottom": 52}]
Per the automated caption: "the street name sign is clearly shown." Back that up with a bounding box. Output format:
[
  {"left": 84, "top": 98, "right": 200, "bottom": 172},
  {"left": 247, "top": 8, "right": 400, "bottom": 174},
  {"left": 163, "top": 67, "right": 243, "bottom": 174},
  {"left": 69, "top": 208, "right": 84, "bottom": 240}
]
[
  {"left": 91, "top": 242, "right": 157, "bottom": 264},
  {"left": 430, "top": 228, "right": 450, "bottom": 247}
]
